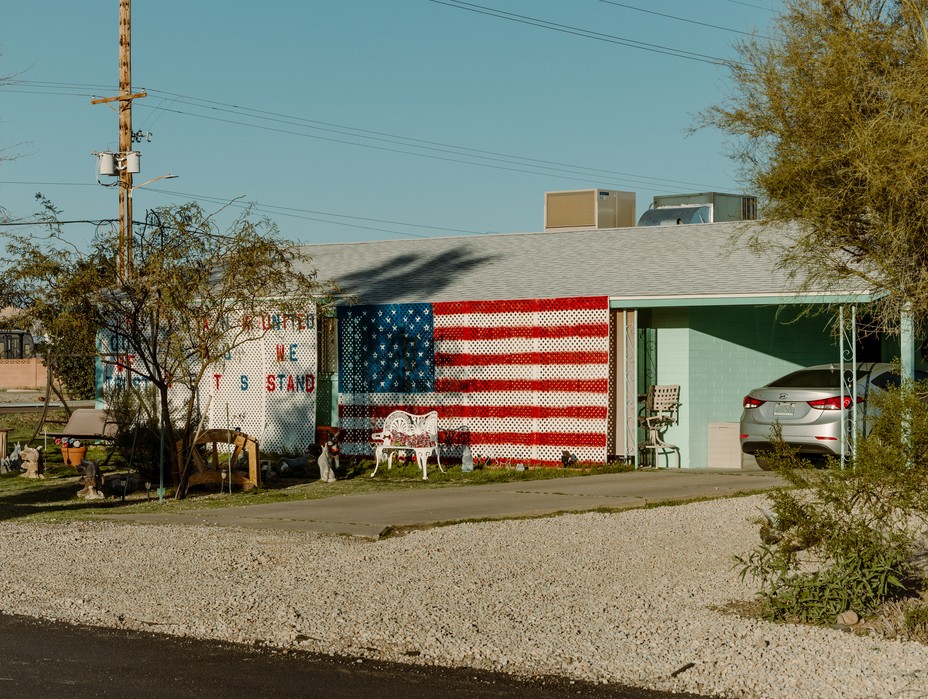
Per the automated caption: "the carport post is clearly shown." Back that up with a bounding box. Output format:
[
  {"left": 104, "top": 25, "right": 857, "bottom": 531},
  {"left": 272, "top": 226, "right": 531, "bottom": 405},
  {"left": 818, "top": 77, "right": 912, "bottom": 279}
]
[
  {"left": 839, "top": 306, "right": 857, "bottom": 468},
  {"left": 901, "top": 305, "right": 915, "bottom": 382}
]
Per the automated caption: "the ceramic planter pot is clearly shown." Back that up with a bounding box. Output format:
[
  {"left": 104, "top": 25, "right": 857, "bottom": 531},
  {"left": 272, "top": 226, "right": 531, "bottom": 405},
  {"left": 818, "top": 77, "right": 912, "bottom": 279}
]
[{"left": 61, "top": 445, "right": 88, "bottom": 467}]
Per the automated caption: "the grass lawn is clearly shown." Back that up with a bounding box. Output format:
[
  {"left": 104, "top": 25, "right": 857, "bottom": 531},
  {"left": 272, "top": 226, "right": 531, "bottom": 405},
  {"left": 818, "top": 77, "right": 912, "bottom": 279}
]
[{"left": 0, "top": 409, "right": 634, "bottom": 524}]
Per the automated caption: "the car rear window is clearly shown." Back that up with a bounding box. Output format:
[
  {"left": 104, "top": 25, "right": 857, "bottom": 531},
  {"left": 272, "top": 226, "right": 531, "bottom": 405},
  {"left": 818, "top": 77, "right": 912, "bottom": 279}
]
[{"left": 767, "top": 368, "right": 863, "bottom": 388}]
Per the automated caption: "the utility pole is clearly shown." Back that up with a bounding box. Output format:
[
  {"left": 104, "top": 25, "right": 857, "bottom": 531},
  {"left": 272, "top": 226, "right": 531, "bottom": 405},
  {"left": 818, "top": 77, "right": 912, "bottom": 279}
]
[
  {"left": 118, "top": 0, "right": 133, "bottom": 279},
  {"left": 91, "top": 0, "right": 145, "bottom": 280}
]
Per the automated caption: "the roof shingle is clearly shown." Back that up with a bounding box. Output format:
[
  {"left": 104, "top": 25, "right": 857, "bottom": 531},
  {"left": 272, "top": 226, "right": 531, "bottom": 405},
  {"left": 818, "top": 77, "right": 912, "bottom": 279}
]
[{"left": 296, "top": 221, "right": 866, "bottom": 305}]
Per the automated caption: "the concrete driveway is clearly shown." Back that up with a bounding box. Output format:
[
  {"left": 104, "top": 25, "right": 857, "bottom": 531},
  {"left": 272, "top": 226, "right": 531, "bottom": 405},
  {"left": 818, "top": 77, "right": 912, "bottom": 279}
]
[{"left": 102, "top": 469, "right": 785, "bottom": 538}]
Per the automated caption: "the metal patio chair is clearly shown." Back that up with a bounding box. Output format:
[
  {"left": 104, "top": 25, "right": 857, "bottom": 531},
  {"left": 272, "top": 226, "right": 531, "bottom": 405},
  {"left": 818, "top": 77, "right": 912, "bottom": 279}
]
[{"left": 638, "top": 384, "right": 681, "bottom": 468}]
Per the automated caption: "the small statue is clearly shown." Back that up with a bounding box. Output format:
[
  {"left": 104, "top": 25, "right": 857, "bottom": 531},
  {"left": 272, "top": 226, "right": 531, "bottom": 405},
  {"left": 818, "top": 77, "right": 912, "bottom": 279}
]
[
  {"left": 19, "top": 446, "right": 44, "bottom": 479},
  {"left": 317, "top": 429, "right": 341, "bottom": 483},
  {"left": 76, "top": 460, "right": 105, "bottom": 500},
  {"left": 1, "top": 441, "right": 23, "bottom": 474},
  {"left": 277, "top": 454, "right": 309, "bottom": 476}
]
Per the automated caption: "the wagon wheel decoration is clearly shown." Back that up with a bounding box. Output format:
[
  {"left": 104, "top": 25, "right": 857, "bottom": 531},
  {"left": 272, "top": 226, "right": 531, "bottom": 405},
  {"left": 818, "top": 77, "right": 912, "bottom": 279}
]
[{"left": 178, "top": 429, "right": 261, "bottom": 494}]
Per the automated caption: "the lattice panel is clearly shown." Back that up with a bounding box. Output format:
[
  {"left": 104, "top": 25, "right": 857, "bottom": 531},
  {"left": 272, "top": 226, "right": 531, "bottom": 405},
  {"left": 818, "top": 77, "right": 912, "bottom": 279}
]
[
  {"left": 98, "top": 310, "right": 317, "bottom": 455},
  {"left": 338, "top": 297, "right": 609, "bottom": 465}
]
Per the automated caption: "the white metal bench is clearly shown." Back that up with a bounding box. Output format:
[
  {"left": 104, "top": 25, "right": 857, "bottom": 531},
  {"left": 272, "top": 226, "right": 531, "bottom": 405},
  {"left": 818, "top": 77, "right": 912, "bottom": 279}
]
[{"left": 370, "top": 410, "right": 443, "bottom": 480}]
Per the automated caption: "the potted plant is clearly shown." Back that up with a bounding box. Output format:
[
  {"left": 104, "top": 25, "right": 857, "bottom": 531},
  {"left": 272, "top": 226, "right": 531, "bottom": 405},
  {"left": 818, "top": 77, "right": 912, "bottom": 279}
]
[{"left": 57, "top": 437, "right": 87, "bottom": 467}]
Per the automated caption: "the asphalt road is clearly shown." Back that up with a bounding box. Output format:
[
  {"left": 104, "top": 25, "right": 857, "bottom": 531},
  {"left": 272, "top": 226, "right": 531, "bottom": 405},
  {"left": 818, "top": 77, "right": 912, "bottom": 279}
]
[
  {"left": 0, "top": 400, "right": 95, "bottom": 414},
  {"left": 0, "top": 613, "right": 719, "bottom": 699}
]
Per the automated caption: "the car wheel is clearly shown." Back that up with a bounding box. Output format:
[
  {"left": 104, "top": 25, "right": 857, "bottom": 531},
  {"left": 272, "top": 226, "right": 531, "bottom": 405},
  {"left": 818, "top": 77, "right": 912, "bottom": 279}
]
[{"left": 755, "top": 455, "right": 775, "bottom": 471}]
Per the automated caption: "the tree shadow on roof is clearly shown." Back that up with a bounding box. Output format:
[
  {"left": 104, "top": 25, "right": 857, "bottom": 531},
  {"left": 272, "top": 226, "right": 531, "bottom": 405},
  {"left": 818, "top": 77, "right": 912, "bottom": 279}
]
[{"left": 335, "top": 245, "right": 496, "bottom": 304}]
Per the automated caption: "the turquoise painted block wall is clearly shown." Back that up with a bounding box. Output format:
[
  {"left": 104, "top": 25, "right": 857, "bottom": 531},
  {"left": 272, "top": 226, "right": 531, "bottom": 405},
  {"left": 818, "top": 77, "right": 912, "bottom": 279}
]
[
  {"left": 651, "top": 309, "right": 691, "bottom": 467},
  {"left": 651, "top": 306, "right": 839, "bottom": 468}
]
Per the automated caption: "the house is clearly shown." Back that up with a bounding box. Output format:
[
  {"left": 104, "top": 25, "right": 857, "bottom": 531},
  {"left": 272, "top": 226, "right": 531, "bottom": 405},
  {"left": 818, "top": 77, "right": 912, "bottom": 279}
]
[
  {"left": 296, "top": 191, "right": 886, "bottom": 469},
  {"left": 0, "top": 308, "right": 44, "bottom": 391}
]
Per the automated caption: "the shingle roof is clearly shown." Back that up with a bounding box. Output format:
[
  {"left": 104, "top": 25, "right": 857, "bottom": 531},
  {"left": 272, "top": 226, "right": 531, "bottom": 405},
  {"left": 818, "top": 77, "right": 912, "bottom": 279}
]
[{"left": 296, "top": 221, "right": 869, "bottom": 305}]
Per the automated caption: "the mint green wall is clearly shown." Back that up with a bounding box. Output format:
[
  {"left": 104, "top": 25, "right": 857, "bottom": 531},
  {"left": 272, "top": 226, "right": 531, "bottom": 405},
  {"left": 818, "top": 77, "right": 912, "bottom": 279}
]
[
  {"left": 650, "top": 309, "right": 691, "bottom": 467},
  {"left": 651, "top": 306, "right": 839, "bottom": 468},
  {"left": 881, "top": 335, "right": 928, "bottom": 372}
]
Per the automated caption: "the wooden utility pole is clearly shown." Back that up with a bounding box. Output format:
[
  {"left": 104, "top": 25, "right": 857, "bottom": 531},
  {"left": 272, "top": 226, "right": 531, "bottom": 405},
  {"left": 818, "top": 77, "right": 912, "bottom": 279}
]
[
  {"left": 118, "top": 0, "right": 133, "bottom": 280},
  {"left": 91, "top": 0, "right": 145, "bottom": 280}
]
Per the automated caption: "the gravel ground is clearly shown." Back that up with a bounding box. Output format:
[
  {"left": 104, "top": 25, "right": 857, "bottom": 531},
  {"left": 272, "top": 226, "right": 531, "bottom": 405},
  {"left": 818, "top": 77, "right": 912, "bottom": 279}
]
[{"left": 0, "top": 494, "right": 925, "bottom": 699}]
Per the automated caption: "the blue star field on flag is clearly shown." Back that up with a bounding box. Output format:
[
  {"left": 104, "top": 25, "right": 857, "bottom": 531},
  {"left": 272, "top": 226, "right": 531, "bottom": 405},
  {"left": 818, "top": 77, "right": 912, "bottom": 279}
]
[{"left": 337, "top": 303, "right": 435, "bottom": 393}]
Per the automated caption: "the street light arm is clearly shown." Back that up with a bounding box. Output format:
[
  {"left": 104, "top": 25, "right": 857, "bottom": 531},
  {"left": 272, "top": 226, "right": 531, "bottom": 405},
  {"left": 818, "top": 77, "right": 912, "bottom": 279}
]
[{"left": 130, "top": 173, "right": 178, "bottom": 194}]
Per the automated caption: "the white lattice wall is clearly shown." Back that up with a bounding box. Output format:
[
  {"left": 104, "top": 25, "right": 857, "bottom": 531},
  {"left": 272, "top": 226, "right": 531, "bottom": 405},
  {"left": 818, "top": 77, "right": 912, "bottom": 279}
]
[{"left": 97, "top": 309, "right": 317, "bottom": 455}]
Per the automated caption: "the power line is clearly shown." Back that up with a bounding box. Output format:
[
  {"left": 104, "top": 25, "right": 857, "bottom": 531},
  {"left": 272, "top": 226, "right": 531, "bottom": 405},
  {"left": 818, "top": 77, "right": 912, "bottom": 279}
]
[
  {"left": 144, "top": 103, "right": 719, "bottom": 190},
  {"left": 597, "top": 0, "right": 767, "bottom": 38},
  {"left": 141, "top": 186, "right": 470, "bottom": 239},
  {"left": 0, "top": 218, "right": 115, "bottom": 226},
  {"left": 143, "top": 88, "right": 720, "bottom": 190},
  {"left": 0, "top": 180, "right": 99, "bottom": 187},
  {"left": 429, "top": 0, "right": 724, "bottom": 64},
  {"left": 718, "top": 0, "right": 776, "bottom": 11},
  {"left": 5, "top": 80, "right": 735, "bottom": 192},
  {"left": 0, "top": 180, "right": 483, "bottom": 239},
  {"left": 133, "top": 101, "right": 729, "bottom": 192}
]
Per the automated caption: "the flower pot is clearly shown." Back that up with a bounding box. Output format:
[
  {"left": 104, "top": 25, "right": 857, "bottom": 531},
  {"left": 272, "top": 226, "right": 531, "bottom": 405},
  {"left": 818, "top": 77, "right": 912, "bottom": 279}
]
[{"left": 61, "top": 446, "right": 87, "bottom": 467}]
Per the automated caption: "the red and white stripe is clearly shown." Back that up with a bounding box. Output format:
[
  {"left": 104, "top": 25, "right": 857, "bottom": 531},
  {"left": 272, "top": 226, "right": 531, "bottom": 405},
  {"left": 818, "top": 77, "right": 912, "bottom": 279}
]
[{"left": 340, "top": 296, "right": 610, "bottom": 465}]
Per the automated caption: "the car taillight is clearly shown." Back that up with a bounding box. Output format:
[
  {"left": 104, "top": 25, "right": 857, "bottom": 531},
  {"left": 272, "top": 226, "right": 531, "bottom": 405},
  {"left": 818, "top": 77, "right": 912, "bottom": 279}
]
[
  {"left": 807, "top": 396, "right": 865, "bottom": 410},
  {"left": 743, "top": 395, "right": 765, "bottom": 409}
]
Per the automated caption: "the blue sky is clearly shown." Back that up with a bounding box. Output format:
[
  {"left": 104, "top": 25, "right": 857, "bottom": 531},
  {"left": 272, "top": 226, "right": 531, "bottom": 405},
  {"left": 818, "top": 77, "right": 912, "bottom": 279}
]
[{"left": 0, "top": 1, "right": 779, "bottom": 248}]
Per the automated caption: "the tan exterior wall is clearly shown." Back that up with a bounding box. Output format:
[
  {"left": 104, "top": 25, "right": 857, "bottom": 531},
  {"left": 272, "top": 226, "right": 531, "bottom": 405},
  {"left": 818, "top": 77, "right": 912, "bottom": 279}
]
[{"left": 0, "top": 359, "right": 46, "bottom": 390}]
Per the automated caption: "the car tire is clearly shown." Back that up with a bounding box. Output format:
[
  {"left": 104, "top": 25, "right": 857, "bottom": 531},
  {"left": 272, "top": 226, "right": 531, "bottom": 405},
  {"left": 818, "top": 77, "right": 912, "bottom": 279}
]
[
  {"left": 808, "top": 455, "right": 831, "bottom": 469},
  {"left": 755, "top": 455, "right": 775, "bottom": 471}
]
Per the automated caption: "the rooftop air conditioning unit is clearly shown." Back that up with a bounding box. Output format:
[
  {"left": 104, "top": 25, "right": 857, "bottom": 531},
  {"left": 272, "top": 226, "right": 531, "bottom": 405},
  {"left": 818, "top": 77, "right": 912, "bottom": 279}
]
[
  {"left": 544, "top": 189, "right": 636, "bottom": 231},
  {"left": 637, "top": 192, "right": 758, "bottom": 227}
]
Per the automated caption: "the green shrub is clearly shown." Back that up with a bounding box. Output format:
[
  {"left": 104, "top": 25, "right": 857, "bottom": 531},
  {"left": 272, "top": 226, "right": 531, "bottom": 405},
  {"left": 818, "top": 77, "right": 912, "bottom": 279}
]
[
  {"left": 904, "top": 603, "right": 928, "bottom": 631},
  {"left": 737, "top": 380, "right": 928, "bottom": 623},
  {"left": 105, "top": 386, "right": 164, "bottom": 484}
]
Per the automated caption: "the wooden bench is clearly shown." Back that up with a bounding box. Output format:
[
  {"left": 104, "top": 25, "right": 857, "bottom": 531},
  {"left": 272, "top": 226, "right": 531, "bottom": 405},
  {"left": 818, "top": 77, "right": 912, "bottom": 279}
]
[
  {"left": 370, "top": 410, "right": 443, "bottom": 480},
  {"left": 178, "top": 429, "right": 261, "bottom": 494}
]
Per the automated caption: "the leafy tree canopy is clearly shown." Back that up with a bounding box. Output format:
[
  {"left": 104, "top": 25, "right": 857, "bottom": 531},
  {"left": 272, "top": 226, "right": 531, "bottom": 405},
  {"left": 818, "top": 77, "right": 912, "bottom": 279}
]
[
  {"left": 2, "top": 196, "right": 97, "bottom": 398},
  {"left": 705, "top": 0, "right": 928, "bottom": 329},
  {"left": 2, "top": 199, "right": 338, "bottom": 491}
]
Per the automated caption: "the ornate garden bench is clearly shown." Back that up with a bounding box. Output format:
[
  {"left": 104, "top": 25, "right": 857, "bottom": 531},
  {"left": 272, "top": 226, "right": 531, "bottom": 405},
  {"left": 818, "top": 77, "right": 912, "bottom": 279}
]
[{"left": 370, "top": 410, "right": 443, "bottom": 480}]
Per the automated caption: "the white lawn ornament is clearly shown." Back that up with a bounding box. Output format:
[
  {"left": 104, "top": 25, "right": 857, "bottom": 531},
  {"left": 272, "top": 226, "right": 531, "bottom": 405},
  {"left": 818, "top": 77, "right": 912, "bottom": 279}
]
[
  {"left": 277, "top": 454, "right": 308, "bottom": 475},
  {"left": 1, "top": 441, "right": 23, "bottom": 474},
  {"left": 19, "top": 446, "right": 44, "bottom": 479},
  {"left": 317, "top": 429, "right": 340, "bottom": 483}
]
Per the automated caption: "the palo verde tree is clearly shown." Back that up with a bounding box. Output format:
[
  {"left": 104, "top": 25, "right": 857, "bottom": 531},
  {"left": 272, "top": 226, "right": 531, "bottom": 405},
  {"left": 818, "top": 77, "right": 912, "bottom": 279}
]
[
  {"left": 4, "top": 200, "right": 336, "bottom": 492},
  {"left": 704, "top": 0, "right": 928, "bottom": 624},
  {"left": 704, "top": 0, "right": 928, "bottom": 329}
]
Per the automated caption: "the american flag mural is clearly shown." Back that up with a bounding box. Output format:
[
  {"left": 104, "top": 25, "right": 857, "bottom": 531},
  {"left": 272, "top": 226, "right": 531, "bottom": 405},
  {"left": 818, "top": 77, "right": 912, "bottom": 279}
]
[{"left": 337, "top": 296, "right": 610, "bottom": 465}]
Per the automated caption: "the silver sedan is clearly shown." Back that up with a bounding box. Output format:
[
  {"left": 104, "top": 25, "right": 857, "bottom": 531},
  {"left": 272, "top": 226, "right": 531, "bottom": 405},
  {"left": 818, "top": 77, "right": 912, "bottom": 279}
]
[{"left": 739, "top": 362, "right": 911, "bottom": 468}]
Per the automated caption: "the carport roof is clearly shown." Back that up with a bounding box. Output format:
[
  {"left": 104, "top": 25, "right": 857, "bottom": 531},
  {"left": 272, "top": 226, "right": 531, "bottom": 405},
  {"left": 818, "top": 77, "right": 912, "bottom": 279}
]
[{"left": 296, "top": 220, "right": 875, "bottom": 307}]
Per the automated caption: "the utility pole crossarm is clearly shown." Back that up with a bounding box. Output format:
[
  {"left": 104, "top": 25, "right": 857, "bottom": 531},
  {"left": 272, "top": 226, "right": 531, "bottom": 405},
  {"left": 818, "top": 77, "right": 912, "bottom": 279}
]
[{"left": 90, "top": 91, "right": 147, "bottom": 105}]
